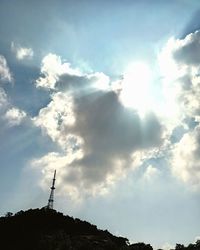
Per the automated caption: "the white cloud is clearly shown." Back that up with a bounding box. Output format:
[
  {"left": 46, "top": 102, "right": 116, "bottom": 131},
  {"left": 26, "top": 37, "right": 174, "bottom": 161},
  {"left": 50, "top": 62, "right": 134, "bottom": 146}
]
[
  {"left": 4, "top": 107, "right": 26, "bottom": 126},
  {"left": 0, "top": 88, "right": 8, "bottom": 108},
  {"left": 194, "top": 236, "right": 200, "bottom": 243},
  {"left": 159, "top": 30, "right": 200, "bottom": 121},
  {"left": 31, "top": 151, "right": 84, "bottom": 201},
  {"left": 158, "top": 30, "right": 200, "bottom": 191},
  {"left": 32, "top": 84, "right": 164, "bottom": 200},
  {"left": 170, "top": 125, "right": 200, "bottom": 190},
  {"left": 0, "top": 55, "right": 12, "bottom": 82},
  {"left": 32, "top": 149, "right": 144, "bottom": 202},
  {"left": 11, "top": 42, "right": 33, "bottom": 60},
  {"left": 0, "top": 87, "right": 27, "bottom": 127},
  {"left": 161, "top": 242, "right": 175, "bottom": 250},
  {"left": 143, "top": 165, "right": 160, "bottom": 182},
  {"left": 35, "top": 53, "right": 111, "bottom": 92},
  {"left": 89, "top": 72, "right": 110, "bottom": 90},
  {"left": 36, "top": 53, "right": 82, "bottom": 89},
  {"left": 172, "top": 30, "right": 200, "bottom": 66},
  {"left": 29, "top": 50, "right": 171, "bottom": 200},
  {"left": 33, "top": 91, "right": 75, "bottom": 150}
]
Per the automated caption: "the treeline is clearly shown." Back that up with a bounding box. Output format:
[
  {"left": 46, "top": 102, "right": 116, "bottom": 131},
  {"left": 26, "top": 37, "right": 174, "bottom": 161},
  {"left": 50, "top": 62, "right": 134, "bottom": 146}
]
[
  {"left": 0, "top": 209, "right": 198, "bottom": 250},
  {"left": 0, "top": 208, "right": 130, "bottom": 250},
  {"left": 172, "top": 241, "right": 200, "bottom": 250}
]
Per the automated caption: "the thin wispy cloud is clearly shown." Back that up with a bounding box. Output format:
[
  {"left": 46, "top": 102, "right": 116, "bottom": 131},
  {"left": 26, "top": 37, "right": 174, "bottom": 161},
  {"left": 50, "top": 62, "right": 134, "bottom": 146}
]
[
  {"left": 0, "top": 55, "right": 12, "bottom": 82},
  {"left": 11, "top": 42, "right": 33, "bottom": 60}
]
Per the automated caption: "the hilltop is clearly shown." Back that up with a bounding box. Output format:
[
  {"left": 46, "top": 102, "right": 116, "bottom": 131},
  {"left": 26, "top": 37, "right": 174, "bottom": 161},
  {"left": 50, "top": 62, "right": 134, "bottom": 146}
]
[
  {"left": 0, "top": 208, "right": 152, "bottom": 250},
  {"left": 0, "top": 208, "right": 199, "bottom": 250}
]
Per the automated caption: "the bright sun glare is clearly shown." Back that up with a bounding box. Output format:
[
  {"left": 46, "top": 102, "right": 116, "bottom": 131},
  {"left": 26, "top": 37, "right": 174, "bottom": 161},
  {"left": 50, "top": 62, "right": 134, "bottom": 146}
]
[{"left": 119, "top": 62, "right": 153, "bottom": 116}]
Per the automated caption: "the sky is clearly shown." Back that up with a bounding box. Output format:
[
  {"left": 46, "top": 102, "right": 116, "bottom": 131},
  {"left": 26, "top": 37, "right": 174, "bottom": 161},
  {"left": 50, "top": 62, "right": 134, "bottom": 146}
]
[{"left": 1, "top": 0, "right": 200, "bottom": 249}]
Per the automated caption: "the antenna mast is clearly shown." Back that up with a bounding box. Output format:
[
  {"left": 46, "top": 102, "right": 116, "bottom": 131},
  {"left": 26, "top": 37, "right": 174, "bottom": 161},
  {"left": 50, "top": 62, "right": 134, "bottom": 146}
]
[{"left": 47, "top": 170, "right": 56, "bottom": 209}]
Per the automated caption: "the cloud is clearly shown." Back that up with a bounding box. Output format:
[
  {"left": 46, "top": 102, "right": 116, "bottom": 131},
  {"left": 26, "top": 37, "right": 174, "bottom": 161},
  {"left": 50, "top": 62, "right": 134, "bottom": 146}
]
[
  {"left": 161, "top": 242, "right": 175, "bottom": 250},
  {"left": 11, "top": 42, "right": 34, "bottom": 60},
  {"left": 36, "top": 53, "right": 110, "bottom": 92},
  {"left": 143, "top": 164, "right": 160, "bottom": 182},
  {"left": 159, "top": 30, "right": 200, "bottom": 72},
  {"left": 0, "top": 55, "right": 12, "bottom": 82},
  {"left": 33, "top": 91, "right": 75, "bottom": 149},
  {"left": 194, "top": 236, "right": 200, "bottom": 243},
  {"left": 4, "top": 107, "right": 27, "bottom": 127},
  {"left": 170, "top": 124, "right": 200, "bottom": 190},
  {"left": 159, "top": 30, "right": 200, "bottom": 120},
  {"left": 172, "top": 30, "right": 200, "bottom": 66},
  {"left": 36, "top": 53, "right": 82, "bottom": 89},
  {"left": 32, "top": 55, "right": 165, "bottom": 200},
  {"left": 159, "top": 29, "right": 200, "bottom": 190},
  {"left": 0, "top": 88, "right": 8, "bottom": 109}
]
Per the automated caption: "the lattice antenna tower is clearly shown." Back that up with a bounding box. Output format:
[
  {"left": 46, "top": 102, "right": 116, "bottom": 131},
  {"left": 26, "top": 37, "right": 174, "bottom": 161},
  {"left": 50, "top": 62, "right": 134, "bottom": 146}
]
[{"left": 47, "top": 170, "right": 56, "bottom": 209}]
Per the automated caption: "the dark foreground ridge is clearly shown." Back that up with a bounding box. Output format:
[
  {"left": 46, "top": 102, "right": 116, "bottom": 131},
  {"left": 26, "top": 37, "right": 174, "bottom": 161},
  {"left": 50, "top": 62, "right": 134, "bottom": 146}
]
[
  {"left": 0, "top": 208, "right": 151, "bottom": 250},
  {"left": 0, "top": 208, "right": 199, "bottom": 250}
]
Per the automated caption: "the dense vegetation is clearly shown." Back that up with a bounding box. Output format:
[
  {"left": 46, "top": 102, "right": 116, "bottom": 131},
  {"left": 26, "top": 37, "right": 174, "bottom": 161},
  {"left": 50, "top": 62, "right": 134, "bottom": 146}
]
[
  {"left": 0, "top": 208, "right": 151, "bottom": 250},
  {"left": 0, "top": 208, "right": 199, "bottom": 250},
  {"left": 173, "top": 242, "right": 200, "bottom": 250}
]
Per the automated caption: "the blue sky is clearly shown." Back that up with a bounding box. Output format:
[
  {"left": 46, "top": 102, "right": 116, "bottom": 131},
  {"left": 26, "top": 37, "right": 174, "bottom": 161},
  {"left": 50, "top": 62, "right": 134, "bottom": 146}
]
[{"left": 1, "top": 0, "right": 200, "bottom": 249}]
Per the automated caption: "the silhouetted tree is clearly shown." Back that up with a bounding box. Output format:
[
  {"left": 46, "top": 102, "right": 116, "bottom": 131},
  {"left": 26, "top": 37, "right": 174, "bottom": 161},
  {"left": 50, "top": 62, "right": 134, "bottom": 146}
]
[
  {"left": 175, "top": 244, "right": 185, "bottom": 250},
  {"left": 129, "top": 242, "right": 153, "bottom": 250},
  {"left": 0, "top": 208, "right": 133, "bottom": 250},
  {"left": 5, "top": 212, "right": 13, "bottom": 217},
  {"left": 187, "top": 243, "right": 195, "bottom": 250},
  {"left": 195, "top": 240, "right": 200, "bottom": 248}
]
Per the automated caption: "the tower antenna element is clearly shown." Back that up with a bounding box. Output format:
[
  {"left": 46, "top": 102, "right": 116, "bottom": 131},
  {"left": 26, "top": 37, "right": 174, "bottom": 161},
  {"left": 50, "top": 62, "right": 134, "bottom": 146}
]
[{"left": 47, "top": 170, "right": 56, "bottom": 209}]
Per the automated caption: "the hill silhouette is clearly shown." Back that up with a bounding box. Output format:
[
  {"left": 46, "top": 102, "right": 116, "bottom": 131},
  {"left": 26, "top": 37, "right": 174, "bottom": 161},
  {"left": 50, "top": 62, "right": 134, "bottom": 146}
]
[
  {"left": 0, "top": 208, "right": 200, "bottom": 250},
  {"left": 0, "top": 208, "right": 152, "bottom": 250}
]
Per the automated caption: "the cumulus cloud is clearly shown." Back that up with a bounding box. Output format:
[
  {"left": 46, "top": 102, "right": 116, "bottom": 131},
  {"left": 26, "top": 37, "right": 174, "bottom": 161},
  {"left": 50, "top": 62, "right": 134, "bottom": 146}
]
[
  {"left": 170, "top": 125, "right": 200, "bottom": 190},
  {"left": 159, "top": 30, "right": 200, "bottom": 120},
  {"left": 172, "top": 30, "right": 200, "bottom": 66},
  {"left": 159, "top": 29, "right": 200, "bottom": 190},
  {"left": 0, "top": 55, "right": 12, "bottom": 82},
  {"left": 4, "top": 107, "right": 27, "bottom": 127},
  {"left": 36, "top": 53, "right": 82, "bottom": 89},
  {"left": 11, "top": 42, "right": 34, "bottom": 60},
  {"left": 33, "top": 91, "right": 75, "bottom": 150},
  {"left": 35, "top": 53, "right": 110, "bottom": 92},
  {"left": 32, "top": 55, "right": 164, "bottom": 199}
]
